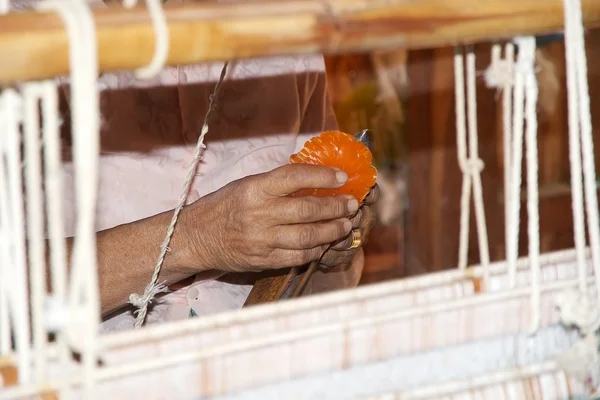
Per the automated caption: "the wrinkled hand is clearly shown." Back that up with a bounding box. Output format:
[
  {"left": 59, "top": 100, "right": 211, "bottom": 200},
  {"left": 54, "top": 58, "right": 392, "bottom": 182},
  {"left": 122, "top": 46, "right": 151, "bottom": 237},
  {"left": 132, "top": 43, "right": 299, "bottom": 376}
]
[
  {"left": 319, "top": 184, "right": 380, "bottom": 268},
  {"left": 183, "top": 164, "right": 358, "bottom": 273}
]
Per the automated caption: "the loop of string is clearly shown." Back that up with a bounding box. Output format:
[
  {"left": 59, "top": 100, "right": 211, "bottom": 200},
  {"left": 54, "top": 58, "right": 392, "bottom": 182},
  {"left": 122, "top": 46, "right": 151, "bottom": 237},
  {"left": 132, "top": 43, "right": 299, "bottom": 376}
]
[
  {"left": 453, "top": 47, "right": 491, "bottom": 285},
  {"left": 556, "top": 0, "right": 600, "bottom": 333},
  {"left": 484, "top": 38, "right": 542, "bottom": 332},
  {"left": 130, "top": 61, "right": 229, "bottom": 328},
  {"left": 36, "top": 0, "right": 101, "bottom": 395},
  {"left": 123, "top": 0, "right": 169, "bottom": 79},
  {"left": 517, "top": 36, "right": 541, "bottom": 333},
  {"left": 555, "top": 0, "right": 600, "bottom": 392}
]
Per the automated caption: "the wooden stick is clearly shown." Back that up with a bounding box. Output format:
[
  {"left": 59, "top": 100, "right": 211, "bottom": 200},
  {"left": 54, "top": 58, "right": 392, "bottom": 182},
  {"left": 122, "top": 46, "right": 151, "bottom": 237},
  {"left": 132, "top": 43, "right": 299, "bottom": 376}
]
[{"left": 1, "top": 0, "right": 600, "bottom": 84}]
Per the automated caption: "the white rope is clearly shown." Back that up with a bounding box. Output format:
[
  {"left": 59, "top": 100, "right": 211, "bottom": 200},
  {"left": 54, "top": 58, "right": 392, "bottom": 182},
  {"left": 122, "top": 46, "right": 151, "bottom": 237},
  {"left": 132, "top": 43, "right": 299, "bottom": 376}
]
[
  {"left": 556, "top": 0, "right": 600, "bottom": 328},
  {"left": 566, "top": 0, "right": 600, "bottom": 300},
  {"left": 453, "top": 47, "right": 491, "bottom": 285},
  {"left": 554, "top": 0, "right": 600, "bottom": 389},
  {"left": 484, "top": 39, "right": 541, "bottom": 331},
  {"left": 516, "top": 36, "right": 541, "bottom": 332},
  {"left": 22, "top": 83, "right": 48, "bottom": 383},
  {"left": 122, "top": 0, "right": 169, "bottom": 79},
  {"left": 36, "top": 0, "right": 101, "bottom": 396},
  {"left": 0, "top": 89, "right": 32, "bottom": 384},
  {"left": 130, "top": 62, "right": 229, "bottom": 328}
]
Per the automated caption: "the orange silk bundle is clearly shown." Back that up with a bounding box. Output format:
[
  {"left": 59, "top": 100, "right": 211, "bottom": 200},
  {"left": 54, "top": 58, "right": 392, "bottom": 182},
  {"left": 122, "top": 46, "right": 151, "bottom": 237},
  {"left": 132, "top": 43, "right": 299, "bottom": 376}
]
[{"left": 289, "top": 131, "right": 378, "bottom": 204}]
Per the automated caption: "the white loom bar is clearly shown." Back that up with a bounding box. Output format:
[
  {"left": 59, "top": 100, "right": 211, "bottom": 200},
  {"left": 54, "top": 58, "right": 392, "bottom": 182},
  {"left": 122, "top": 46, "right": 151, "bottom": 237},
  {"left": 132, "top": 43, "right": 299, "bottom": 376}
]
[
  {"left": 97, "top": 277, "right": 591, "bottom": 383},
  {"left": 399, "top": 361, "right": 559, "bottom": 399},
  {"left": 103, "top": 247, "right": 587, "bottom": 349},
  {"left": 563, "top": 0, "right": 588, "bottom": 296},
  {"left": 3, "top": 89, "right": 32, "bottom": 384},
  {"left": 0, "top": 271, "right": 591, "bottom": 399},
  {"left": 23, "top": 84, "right": 49, "bottom": 383},
  {"left": 40, "top": 80, "right": 71, "bottom": 398}
]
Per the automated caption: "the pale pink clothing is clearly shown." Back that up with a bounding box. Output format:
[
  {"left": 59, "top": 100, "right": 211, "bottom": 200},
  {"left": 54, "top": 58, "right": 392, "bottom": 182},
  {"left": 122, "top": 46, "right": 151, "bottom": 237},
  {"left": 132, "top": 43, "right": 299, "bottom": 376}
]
[{"left": 55, "top": 55, "right": 349, "bottom": 332}]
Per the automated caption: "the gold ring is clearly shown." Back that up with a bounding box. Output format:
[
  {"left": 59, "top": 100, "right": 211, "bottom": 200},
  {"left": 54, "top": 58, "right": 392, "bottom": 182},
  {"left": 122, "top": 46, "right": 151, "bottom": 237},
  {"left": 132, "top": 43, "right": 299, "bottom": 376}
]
[{"left": 347, "top": 229, "right": 362, "bottom": 250}]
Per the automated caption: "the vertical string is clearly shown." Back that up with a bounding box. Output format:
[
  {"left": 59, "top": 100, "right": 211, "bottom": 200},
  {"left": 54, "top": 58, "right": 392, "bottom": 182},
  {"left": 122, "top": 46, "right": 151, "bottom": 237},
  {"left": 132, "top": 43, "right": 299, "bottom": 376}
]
[
  {"left": 466, "top": 49, "right": 491, "bottom": 284},
  {"left": 563, "top": 0, "right": 591, "bottom": 295},
  {"left": 0, "top": 95, "right": 13, "bottom": 355},
  {"left": 1, "top": 89, "right": 32, "bottom": 384},
  {"left": 22, "top": 83, "right": 48, "bottom": 383},
  {"left": 454, "top": 46, "right": 490, "bottom": 285},
  {"left": 568, "top": 0, "right": 600, "bottom": 301},
  {"left": 502, "top": 44, "right": 515, "bottom": 264},
  {"left": 506, "top": 41, "right": 527, "bottom": 289},
  {"left": 37, "top": 0, "right": 101, "bottom": 396},
  {"left": 40, "top": 79, "right": 71, "bottom": 396},
  {"left": 515, "top": 37, "right": 541, "bottom": 333},
  {"left": 454, "top": 48, "right": 470, "bottom": 271}
]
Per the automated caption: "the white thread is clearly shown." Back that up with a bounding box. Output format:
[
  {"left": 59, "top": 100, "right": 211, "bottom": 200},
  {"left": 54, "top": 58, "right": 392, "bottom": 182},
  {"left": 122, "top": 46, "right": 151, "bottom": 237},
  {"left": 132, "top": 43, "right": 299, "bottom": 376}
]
[
  {"left": 483, "top": 45, "right": 514, "bottom": 89},
  {"left": 555, "top": 0, "right": 600, "bottom": 390},
  {"left": 123, "top": 0, "right": 169, "bottom": 79},
  {"left": 36, "top": 0, "right": 101, "bottom": 396},
  {"left": 130, "top": 62, "right": 229, "bottom": 328},
  {"left": 454, "top": 47, "right": 491, "bottom": 285},
  {"left": 22, "top": 83, "right": 48, "bottom": 383},
  {"left": 506, "top": 41, "right": 527, "bottom": 289},
  {"left": 514, "top": 36, "right": 542, "bottom": 333},
  {"left": 567, "top": 0, "right": 600, "bottom": 302},
  {"left": 0, "top": 89, "right": 33, "bottom": 384}
]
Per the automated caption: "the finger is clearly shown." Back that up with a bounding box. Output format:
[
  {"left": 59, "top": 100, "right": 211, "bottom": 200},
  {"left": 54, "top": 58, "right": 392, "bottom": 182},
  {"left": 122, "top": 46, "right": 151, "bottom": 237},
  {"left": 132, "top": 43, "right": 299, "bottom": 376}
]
[
  {"left": 268, "top": 246, "right": 329, "bottom": 268},
  {"left": 260, "top": 164, "right": 348, "bottom": 197},
  {"left": 272, "top": 219, "right": 352, "bottom": 250},
  {"left": 274, "top": 195, "right": 358, "bottom": 224},
  {"left": 363, "top": 184, "right": 380, "bottom": 206}
]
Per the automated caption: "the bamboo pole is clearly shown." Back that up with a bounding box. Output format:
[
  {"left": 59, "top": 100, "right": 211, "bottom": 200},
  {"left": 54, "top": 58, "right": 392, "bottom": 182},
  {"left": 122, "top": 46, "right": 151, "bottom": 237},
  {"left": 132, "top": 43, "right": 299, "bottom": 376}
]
[{"left": 0, "top": 0, "right": 599, "bottom": 84}]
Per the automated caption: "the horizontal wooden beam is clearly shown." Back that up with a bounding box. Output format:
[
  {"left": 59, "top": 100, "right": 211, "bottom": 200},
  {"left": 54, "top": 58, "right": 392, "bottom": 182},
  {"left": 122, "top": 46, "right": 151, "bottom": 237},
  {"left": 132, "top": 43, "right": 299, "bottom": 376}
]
[{"left": 1, "top": 0, "right": 600, "bottom": 84}]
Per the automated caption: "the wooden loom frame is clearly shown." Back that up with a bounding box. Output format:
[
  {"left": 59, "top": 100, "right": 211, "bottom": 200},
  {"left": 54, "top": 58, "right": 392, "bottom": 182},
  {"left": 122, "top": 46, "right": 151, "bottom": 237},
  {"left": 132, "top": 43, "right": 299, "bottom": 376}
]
[
  {"left": 2, "top": 0, "right": 600, "bottom": 398},
  {"left": 0, "top": 0, "right": 599, "bottom": 84}
]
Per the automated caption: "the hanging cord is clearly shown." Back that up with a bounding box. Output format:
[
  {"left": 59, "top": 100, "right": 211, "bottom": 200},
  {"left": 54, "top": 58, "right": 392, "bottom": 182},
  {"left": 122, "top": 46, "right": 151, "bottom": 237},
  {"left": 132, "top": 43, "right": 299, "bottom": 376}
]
[
  {"left": 36, "top": 0, "right": 101, "bottom": 395},
  {"left": 130, "top": 62, "right": 229, "bottom": 328},
  {"left": 514, "top": 36, "right": 541, "bottom": 333},
  {"left": 555, "top": 0, "right": 600, "bottom": 393},
  {"left": 122, "top": 0, "right": 169, "bottom": 79},
  {"left": 484, "top": 39, "right": 541, "bottom": 332},
  {"left": 453, "top": 46, "right": 491, "bottom": 286}
]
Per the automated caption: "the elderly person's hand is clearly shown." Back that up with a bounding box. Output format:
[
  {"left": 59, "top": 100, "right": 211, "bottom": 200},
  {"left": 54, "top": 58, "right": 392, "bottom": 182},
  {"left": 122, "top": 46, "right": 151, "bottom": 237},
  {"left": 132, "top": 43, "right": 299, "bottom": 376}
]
[
  {"left": 182, "top": 163, "right": 358, "bottom": 274},
  {"left": 319, "top": 184, "right": 379, "bottom": 268}
]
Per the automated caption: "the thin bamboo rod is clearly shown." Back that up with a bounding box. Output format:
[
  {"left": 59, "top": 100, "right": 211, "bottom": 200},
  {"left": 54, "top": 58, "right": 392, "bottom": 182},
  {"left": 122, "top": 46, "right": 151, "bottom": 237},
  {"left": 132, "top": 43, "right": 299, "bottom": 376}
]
[{"left": 1, "top": 0, "right": 599, "bottom": 83}]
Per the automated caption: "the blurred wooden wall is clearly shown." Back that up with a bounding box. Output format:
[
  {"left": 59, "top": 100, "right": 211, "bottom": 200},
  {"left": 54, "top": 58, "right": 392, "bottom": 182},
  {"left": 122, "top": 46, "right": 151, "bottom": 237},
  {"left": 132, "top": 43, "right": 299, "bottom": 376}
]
[{"left": 405, "top": 28, "right": 600, "bottom": 276}]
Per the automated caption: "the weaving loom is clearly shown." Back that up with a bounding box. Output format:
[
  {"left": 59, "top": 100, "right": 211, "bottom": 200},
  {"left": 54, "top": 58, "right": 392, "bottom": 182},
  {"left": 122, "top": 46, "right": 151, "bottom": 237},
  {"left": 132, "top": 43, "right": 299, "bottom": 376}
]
[{"left": 2, "top": 0, "right": 600, "bottom": 398}]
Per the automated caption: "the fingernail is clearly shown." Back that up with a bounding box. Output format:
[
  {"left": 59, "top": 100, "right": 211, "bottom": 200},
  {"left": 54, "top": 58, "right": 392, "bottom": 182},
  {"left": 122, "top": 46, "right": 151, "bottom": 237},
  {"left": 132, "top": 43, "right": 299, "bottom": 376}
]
[
  {"left": 336, "top": 170, "right": 348, "bottom": 184},
  {"left": 343, "top": 219, "right": 352, "bottom": 233},
  {"left": 347, "top": 198, "right": 359, "bottom": 213}
]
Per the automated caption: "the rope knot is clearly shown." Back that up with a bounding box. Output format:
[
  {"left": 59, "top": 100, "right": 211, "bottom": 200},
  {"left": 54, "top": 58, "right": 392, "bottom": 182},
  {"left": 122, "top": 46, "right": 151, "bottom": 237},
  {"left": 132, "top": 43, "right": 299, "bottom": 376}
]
[
  {"left": 129, "top": 282, "right": 169, "bottom": 310},
  {"left": 483, "top": 59, "right": 513, "bottom": 89},
  {"left": 459, "top": 158, "right": 485, "bottom": 175},
  {"left": 556, "top": 289, "right": 600, "bottom": 335}
]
